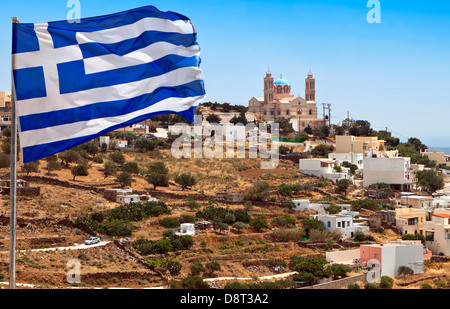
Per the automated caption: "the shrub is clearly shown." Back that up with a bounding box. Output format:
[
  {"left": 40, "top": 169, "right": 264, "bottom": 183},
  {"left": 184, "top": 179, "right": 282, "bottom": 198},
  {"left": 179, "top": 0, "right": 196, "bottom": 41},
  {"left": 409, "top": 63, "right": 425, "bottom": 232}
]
[
  {"left": 159, "top": 217, "right": 180, "bottom": 228},
  {"left": 271, "top": 228, "right": 304, "bottom": 242},
  {"left": 205, "top": 260, "right": 221, "bottom": 274},
  {"left": 47, "top": 161, "right": 62, "bottom": 173},
  {"left": 90, "top": 212, "right": 105, "bottom": 223},
  {"left": 22, "top": 161, "right": 40, "bottom": 175},
  {"left": 364, "top": 282, "right": 379, "bottom": 289},
  {"left": 379, "top": 276, "right": 394, "bottom": 289},
  {"left": 249, "top": 217, "right": 269, "bottom": 232},
  {"left": 190, "top": 262, "right": 205, "bottom": 275},
  {"left": 166, "top": 261, "right": 182, "bottom": 275},
  {"left": 174, "top": 173, "right": 197, "bottom": 190},
  {"left": 420, "top": 283, "right": 433, "bottom": 289},
  {"left": 347, "top": 283, "right": 360, "bottom": 289},
  {"left": 116, "top": 171, "right": 133, "bottom": 188},
  {"left": 294, "top": 258, "right": 328, "bottom": 278},
  {"left": 292, "top": 272, "right": 315, "bottom": 286},
  {"left": 92, "top": 156, "right": 104, "bottom": 163},
  {"left": 109, "top": 152, "right": 125, "bottom": 165},
  {"left": 97, "top": 219, "right": 134, "bottom": 237},
  {"left": 397, "top": 266, "right": 414, "bottom": 277},
  {"left": 243, "top": 181, "right": 270, "bottom": 201},
  {"left": 121, "top": 162, "right": 139, "bottom": 174},
  {"left": 178, "top": 276, "right": 209, "bottom": 289},
  {"left": 71, "top": 164, "right": 89, "bottom": 180},
  {"left": 0, "top": 153, "right": 9, "bottom": 168}
]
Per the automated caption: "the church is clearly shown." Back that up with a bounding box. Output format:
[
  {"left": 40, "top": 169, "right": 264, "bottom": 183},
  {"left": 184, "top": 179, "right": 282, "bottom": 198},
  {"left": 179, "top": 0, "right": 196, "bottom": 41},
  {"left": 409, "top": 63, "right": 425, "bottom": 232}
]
[{"left": 248, "top": 69, "right": 325, "bottom": 131}]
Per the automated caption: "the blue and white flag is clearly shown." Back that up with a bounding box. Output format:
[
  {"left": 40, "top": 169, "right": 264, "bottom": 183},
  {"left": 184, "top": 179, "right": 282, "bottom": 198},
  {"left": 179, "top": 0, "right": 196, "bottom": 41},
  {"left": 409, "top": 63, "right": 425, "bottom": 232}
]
[{"left": 12, "top": 6, "right": 205, "bottom": 163}]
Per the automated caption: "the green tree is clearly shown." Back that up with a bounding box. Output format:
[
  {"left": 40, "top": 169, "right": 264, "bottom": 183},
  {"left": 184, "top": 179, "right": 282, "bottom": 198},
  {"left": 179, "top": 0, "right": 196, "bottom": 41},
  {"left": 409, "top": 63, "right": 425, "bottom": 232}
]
[
  {"left": 336, "top": 179, "right": 351, "bottom": 196},
  {"left": 205, "top": 260, "right": 221, "bottom": 275},
  {"left": 190, "top": 262, "right": 206, "bottom": 276},
  {"left": 244, "top": 181, "right": 270, "bottom": 201},
  {"left": 103, "top": 161, "right": 118, "bottom": 179},
  {"left": 416, "top": 169, "right": 444, "bottom": 193},
  {"left": 146, "top": 172, "right": 169, "bottom": 189},
  {"left": 59, "top": 150, "right": 81, "bottom": 167},
  {"left": 121, "top": 162, "right": 139, "bottom": 174},
  {"left": 278, "top": 184, "right": 293, "bottom": 198},
  {"left": 301, "top": 219, "right": 324, "bottom": 237},
  {"left": 116, "top": 171, "right": 133, "bottom": 188},
  {"left": 174, "top": 173, "right": 197, "bottom": 190},
  {"left": 326, "top": 264, "right": 352, "bottom": 279},
  {"left": 310, "top": 144, "right": 334, "bottom": 157},
  {"left": 206, "top": 113, "right": 222, "bottom": 124},
  {"left": 46, "top": 161, "right": 62, "bottom": 174},
  {"left": 324, "top": 204, "right": 341, "bottom": 215},
  {"left": 109, "top": 152, "right": 126, "bottom": 166},
  {"left": 379, "top": 276, "right": 394, "bottom": 289},
  {"left": 292, "top": 272, "right": 315, "bottom": 286},
  {"left": 294, "top": 257, "right": 329, "bottom": 278},
  {"left": 232, "top": 222, "right": 246, "bottom": 232},
  {"left": 249, "top": 216, "right": 269, "bottom": 232},
  {"left": 21, "top": 161, "right": 40, "bottom": 175},
  {"left": 71, "top": 164, "right": 89, "bottom": 180}
]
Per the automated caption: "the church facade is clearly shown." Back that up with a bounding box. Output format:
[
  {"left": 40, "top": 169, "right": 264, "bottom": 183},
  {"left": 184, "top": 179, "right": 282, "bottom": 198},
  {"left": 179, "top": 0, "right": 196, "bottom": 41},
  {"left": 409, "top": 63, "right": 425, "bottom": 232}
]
[{"left": 248, "top": 70, "right": 325, "bottom": 131}]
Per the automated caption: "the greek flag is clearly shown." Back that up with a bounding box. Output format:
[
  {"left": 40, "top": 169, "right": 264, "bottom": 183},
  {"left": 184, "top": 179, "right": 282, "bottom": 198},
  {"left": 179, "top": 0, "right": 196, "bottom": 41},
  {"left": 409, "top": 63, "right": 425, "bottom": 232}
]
[{"left": 12, "top": 6, "right": 205, "bottom": 163}]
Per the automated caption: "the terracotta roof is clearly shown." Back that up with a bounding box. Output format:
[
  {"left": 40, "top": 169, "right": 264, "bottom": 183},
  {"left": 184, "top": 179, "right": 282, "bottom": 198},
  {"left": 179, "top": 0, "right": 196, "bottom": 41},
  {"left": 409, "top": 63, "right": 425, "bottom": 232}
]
[{"left": 432, "top": 213, "right": 450, "bottom": 218}]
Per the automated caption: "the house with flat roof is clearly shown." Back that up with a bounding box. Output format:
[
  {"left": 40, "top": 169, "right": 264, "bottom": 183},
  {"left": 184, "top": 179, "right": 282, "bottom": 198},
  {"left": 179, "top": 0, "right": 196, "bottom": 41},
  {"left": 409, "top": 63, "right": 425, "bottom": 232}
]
[
  {"left": 423, "top": 210, "right": 450, "bottom": 256},
  {"left": 362, "top": 157, "right": 415, "bottom": 192},
  {"left": 299, "top": 158, "right": 349, "bottom": 183},
  {"left": 317, "top": 213, "right": 369, "bottom": 240}
]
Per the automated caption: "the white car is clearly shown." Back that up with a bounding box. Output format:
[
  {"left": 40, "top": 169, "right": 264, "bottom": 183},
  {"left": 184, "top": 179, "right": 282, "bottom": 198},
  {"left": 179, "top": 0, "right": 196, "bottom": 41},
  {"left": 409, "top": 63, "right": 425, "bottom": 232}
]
[{"left": 84, "top": 237, "right": 100, "bottom": 245}]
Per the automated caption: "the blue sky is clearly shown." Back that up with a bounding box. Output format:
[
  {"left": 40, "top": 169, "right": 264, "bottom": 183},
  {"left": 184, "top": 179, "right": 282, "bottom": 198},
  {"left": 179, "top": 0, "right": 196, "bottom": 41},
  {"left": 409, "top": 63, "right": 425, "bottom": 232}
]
[{"left": 1, "top": 1, "right": 449, "bottom": 146}]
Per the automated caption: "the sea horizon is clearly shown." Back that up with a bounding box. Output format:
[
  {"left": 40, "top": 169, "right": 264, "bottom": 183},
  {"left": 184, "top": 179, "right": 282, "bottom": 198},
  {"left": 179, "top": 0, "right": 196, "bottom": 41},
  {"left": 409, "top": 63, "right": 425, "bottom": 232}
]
[{"left": 428, "top": 146, "right": 450, "bottom": 155}]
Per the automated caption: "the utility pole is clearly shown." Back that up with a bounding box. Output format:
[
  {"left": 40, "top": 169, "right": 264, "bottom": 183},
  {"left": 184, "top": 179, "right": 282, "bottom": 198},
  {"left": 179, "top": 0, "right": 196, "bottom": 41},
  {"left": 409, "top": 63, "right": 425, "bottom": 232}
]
[{"left": 327, "top": 103, "right": 331, "bottom": 128}]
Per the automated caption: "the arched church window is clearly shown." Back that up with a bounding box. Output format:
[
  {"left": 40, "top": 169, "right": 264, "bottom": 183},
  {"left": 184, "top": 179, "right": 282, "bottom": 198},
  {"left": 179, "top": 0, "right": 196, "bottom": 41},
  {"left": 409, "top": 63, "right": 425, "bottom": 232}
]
[
  {"left": 297, "top": 109, "right": 302, "bottom": 115},
  {"left": 286, "top": 109, "right": 290, "bottom": 115},
  {"left": 309, "top": 109, "right": 313, "bottom": 115}
]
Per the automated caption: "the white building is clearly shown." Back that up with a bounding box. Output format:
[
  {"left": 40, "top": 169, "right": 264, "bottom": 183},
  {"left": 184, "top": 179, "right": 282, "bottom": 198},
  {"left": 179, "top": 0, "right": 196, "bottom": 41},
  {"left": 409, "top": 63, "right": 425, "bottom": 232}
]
[
  {"left": 424, "top": 210, "right": 450, "bottom": 256},
  {"left": 360, "top": 240, "right": 430, "bottom": 278},
  {"left": 328, "top": 152, "right": 364, "bottom": 170},
  {"left": 299, "top": 158, "right": 350, "bottom": 183},
  {"left": 176, "top": 223, "right": 196, "bottom": 236},
  {"left": 117, "top": 194, "right": 157, "bottom": 205},
  {"left": 116, "top": 139, "right": 128, "bottom": 148},
  {"left": 363, "top": 157, "right": 415, "bottom": 191},
  {"left": 317, "top": 213, "right": 369, "bottom": 240}
]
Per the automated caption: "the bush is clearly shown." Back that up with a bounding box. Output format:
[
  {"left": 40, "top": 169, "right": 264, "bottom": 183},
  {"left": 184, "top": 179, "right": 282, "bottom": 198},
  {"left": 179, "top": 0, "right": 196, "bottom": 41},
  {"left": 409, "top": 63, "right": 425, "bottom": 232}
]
[
  {"left": 159, "top": 217, "right": 180, "bottom": 228},
  {"left": 243, "top": 181, "right": 270, "bottom": 201},
  {"left": 420, "top": 283, "right": 433, "bottom": 289},
  {"left": 47, "top": 161, "right": 62, "bottom": 173},
  {"left": 177, "top": 276, "right": 209, "bottom": 289},
  {"left": 271, "top": 215, "right": 295, "bottom": 228},
  {"left": 271, "top": 228, "right": 304, "bottom": 242},
  {"left": 294, "top": 258, "right": 328, "bottom": 278},
  {"left": 190, "top": 262, "right": 205, "bottom": 275},
  {"left": 121, "top": 162, "right": 139, "bottom": 174},
  {"left": 97, "top": 219, "right": 134, "bottom": 237},
  {"left": 174, "top": 173, "right": 197, "bottom": 190},
  {"left": 116, "top": 171, "right": 133, "bottom": 188},
  {"left": 292, "top": 272, "right": 315, "bottom": 286},
  {"left": 364, "top": 282, "right": 379, "bottom": 289},
  {"left": 249, "top": 217, "right": 269, "bottom": 232},
  {"left": 166, "top": 261, "right": 182, "bottom": 275},
  {"left": 92, "top": 156, "right": 104, "bottom": 163},
  {"left": 109, "top": 152, "right": 126, "bottom": 165},
  {"left": 71, "top": 164, "right": 89, "bottom": 180},
  {"left": 0, "top": 153, "right": 9, "bottom": 168},
  {"left": 397, "top": 266, "right": 414, "bottom": 277},
  {"left": 347, "top": 283, "right": 361, "bottom": 289},
  {"left": 379, "top": 276, "right": 394, "bottom": 289}
]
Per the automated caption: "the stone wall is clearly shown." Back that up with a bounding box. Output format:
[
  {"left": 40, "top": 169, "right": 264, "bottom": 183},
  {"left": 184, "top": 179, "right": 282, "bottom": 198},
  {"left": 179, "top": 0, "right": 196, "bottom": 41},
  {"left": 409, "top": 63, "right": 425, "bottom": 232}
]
[{"left": 299, "top": 273, "right": 367, "bottom": 289}]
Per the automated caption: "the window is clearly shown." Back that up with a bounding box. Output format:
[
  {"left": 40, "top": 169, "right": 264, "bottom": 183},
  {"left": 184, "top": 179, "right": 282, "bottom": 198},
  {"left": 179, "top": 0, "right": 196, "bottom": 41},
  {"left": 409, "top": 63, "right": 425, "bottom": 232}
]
[
  {"left": 337, "top": 222, "right": 341, "bottom": 228},
  {"left": 327, "top": 221, "right": 331, "bottom": 228},
  {"left": 374, "top": 253, "right": 378, "bottom": 259}
]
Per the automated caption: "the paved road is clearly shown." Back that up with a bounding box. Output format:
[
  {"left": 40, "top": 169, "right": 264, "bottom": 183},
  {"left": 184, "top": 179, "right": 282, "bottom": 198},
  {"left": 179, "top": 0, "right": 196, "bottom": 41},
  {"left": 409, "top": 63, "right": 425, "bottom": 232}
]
[{"left": 0, "top": 241, "right": 111, "bottom": 254}]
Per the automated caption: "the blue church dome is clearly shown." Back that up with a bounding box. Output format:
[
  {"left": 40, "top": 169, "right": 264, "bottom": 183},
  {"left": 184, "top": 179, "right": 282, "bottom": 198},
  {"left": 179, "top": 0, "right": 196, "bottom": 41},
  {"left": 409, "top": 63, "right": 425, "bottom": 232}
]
[{"left": 274, "top": 76, "right": 289, "bottom": 86}]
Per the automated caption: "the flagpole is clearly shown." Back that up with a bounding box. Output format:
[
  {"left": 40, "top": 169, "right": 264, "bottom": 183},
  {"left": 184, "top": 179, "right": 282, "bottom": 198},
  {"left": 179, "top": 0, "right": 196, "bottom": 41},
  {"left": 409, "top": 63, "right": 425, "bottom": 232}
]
[{"left": 10, "top": 16, "right": 19, "bottom": 290}]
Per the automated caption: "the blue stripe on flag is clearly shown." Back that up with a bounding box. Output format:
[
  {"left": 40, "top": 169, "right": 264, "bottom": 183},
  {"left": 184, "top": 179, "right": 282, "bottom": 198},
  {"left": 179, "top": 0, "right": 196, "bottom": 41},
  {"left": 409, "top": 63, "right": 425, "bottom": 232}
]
[
  {"left": 58, "top": 54, "right": 200, "bottom": 94},
  {"left": 19, "top": 80, "right": 205, "bottom": 132},
  {"left": 21, "top": 106, "right": 197, "bottom": 162},
  {"left": 12, "top": 23, "right": 40, "bottom": 54},
  {"left": 47, "top": 5, "right": 190, "bottom": 49},
  {"left": 14, "top": 66, "right": 47, "bottom": 100},
  {"left": 80, "top": 31, "right": 197, "bottom": 59}
]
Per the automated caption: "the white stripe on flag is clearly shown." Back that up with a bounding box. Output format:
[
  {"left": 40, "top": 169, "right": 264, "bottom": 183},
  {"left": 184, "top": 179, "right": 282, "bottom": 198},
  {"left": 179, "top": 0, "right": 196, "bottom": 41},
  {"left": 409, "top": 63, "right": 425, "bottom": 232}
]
[
  {"left": 20, "top": 95, "right": 205, "bottom": 148},
  {"left": 84, "top": 42, "right": 199, "bottom": 74},
  {"left": 76, "top": 17, "right": 194, "bottom": 45},
  {"left": 16, "top": 66, "right": 203, "bottom": 116}
]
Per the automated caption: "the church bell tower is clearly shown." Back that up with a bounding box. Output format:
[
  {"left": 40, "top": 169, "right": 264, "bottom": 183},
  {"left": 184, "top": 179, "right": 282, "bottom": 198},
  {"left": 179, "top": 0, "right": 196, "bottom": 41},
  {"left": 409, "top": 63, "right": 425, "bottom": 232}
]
[
  {"left": 305, "top": 70, "right": 315, "bottom": 101},
  {"left": 264, "top": 68, "right": 274, "bottom": 104}
]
